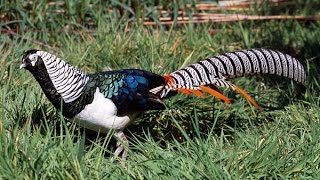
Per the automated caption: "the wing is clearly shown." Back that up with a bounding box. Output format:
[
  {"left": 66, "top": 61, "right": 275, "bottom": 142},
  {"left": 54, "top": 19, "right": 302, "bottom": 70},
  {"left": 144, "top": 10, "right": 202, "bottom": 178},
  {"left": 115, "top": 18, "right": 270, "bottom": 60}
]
[{"left": 88, "top": 69, "right": 166, "bottom": 115}]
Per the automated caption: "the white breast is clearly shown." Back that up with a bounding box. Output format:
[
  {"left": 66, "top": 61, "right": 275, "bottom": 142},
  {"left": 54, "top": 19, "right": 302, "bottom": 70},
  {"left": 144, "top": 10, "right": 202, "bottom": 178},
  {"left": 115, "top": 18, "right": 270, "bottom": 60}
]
[{"left": 75, "top": 88, "right": 133, "bottom": 133}]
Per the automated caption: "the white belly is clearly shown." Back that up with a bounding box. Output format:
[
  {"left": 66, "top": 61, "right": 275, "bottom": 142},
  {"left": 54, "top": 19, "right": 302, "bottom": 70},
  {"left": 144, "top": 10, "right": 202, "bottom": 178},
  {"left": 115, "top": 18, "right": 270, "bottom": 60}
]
[{"left": 75, "top": 88, "right": 134, "bottom": 133}]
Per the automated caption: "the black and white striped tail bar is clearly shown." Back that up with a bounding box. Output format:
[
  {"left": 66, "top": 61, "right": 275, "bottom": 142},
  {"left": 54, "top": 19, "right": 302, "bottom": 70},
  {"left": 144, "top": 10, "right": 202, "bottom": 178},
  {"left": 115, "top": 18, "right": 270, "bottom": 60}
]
[{"left": 155, "top": 48, "right": 306, "bottom": 98}]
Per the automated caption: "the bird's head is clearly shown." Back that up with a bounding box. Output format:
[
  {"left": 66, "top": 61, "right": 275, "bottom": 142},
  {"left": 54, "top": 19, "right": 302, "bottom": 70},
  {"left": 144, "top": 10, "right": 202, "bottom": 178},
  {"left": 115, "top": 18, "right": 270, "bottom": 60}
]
[{"left": 20, "top": 49, "right": 43, "bottom": 70}]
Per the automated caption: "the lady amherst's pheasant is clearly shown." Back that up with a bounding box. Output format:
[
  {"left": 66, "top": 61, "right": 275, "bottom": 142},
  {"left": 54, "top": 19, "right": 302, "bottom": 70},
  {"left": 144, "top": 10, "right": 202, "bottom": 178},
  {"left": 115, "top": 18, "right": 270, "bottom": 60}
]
[{"left": 20, "top": 48, "right": 306, "bottom": 160}]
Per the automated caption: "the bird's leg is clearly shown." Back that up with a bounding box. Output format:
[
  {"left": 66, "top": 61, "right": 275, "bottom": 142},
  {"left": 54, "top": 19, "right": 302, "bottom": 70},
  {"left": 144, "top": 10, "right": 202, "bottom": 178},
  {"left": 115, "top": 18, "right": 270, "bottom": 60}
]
[{"left": 111, "top": 130, "right": 128, "bottom": 162}]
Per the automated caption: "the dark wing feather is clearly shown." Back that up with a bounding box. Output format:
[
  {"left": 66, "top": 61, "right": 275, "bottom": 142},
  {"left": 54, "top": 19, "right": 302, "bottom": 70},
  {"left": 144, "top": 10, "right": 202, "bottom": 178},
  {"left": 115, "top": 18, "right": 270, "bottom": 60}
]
[{"left": 89, "top": 69, "right": 166, "bottom": 115}]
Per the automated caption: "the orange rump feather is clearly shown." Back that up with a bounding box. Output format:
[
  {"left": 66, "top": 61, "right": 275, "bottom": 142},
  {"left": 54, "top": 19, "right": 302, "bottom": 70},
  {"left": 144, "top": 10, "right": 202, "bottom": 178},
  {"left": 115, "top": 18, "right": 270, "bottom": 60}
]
[
  {"left": 231, "top": 84, "right": 260, "bottom": 109},
  {"left": 200, "top": 85, "right": 232, "bottom": 104}
]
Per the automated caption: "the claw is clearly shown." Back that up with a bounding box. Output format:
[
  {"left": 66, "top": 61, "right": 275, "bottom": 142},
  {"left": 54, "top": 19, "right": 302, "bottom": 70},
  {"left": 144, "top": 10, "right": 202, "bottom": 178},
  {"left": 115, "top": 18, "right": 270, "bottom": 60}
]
[{"left": 111, "top": 131, "right": 128, "bottom": 162}]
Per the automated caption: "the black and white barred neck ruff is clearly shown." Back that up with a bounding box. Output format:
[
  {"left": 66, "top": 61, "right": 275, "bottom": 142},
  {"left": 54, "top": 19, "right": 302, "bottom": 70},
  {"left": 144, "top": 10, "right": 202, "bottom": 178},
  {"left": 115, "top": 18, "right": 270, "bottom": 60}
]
[
  {"left": 154, "top": 48, "right": 306, "bottom": 98},
  {"left": 36, "top": 51, "right": 89, "bottom": 103}
]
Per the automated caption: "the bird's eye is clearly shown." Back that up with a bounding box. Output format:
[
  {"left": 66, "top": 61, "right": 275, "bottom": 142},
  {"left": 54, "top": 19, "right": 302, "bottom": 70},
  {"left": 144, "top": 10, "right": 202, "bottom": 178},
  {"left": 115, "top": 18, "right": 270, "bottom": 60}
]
[
  {"left": 30, "top": 54, "right": 38, "bottom": 61},
  {"left": 28, "top": 54, "right": 39, "bottom": 66}
]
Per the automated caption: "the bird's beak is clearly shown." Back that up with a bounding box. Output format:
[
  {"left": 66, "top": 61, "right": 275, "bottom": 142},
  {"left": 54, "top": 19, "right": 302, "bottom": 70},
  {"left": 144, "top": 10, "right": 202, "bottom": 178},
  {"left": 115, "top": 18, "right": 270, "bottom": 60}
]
[{"left": 20, "top": 63, "right": 27, "bottom": 69}]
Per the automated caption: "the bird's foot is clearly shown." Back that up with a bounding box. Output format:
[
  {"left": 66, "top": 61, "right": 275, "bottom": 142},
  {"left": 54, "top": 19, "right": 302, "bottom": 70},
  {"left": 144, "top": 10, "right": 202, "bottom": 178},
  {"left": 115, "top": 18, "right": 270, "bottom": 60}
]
[{"left": 111, "top": 131, "right": 128, "bottom": 162}]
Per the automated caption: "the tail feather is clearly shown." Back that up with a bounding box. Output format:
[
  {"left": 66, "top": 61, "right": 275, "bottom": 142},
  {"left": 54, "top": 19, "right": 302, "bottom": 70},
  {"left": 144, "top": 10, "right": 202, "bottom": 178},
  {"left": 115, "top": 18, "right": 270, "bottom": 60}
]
[
  {"left": 176, "top": 88, "right": 193, "bottom": 95},
  {"left": 200, "top": 85, "right": 232, "bottom": 104},
  {"left": 151, "top": 48, "right": 306, "bottom": 108},
  {"left": 230, "top": 84, "right": 260, "bottom": 109}
]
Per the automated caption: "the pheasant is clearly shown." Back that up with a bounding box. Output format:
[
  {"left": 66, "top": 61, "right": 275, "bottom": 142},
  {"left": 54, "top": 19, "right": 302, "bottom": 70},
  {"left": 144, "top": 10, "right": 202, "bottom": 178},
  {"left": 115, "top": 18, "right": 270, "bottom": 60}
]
[{"left": 20, "top": 48, "right": 306, "bottom": 161}]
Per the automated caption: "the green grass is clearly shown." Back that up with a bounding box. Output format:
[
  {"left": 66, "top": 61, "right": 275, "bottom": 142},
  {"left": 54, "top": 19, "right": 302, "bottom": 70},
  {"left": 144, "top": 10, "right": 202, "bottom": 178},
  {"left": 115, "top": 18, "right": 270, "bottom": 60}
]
[{"left": 1, "top": 0, "right": 320, "bottom": 179}]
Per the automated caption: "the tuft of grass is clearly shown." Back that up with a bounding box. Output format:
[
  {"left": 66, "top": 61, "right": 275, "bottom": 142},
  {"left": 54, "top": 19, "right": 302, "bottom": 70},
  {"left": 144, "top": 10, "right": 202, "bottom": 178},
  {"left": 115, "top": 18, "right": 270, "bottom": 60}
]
[{"left": 1, "top": 0, "right": 320, "bottom": 178}]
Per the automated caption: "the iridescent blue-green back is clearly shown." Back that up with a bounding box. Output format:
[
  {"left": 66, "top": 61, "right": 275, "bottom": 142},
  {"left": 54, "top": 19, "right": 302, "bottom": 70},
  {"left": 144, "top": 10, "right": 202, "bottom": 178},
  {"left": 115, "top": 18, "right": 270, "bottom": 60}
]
[{"left": 87, "top": 69, "right": 166, "bottom": 115}]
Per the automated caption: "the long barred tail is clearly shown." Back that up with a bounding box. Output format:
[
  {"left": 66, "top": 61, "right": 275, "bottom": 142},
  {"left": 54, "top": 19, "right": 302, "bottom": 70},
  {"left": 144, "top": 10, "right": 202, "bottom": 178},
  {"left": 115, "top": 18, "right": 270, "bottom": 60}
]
[{"left": 150, "top": 48, "right": 306, "bottom": 108}]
